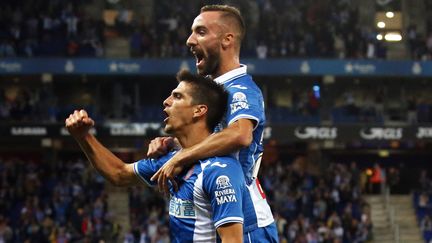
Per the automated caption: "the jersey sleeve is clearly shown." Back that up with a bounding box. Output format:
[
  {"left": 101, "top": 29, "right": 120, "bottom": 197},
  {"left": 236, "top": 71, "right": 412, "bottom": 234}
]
[
  {"left": 202, "top": 158, "right": 245, "bottom": 229},
  {"left": 133, "top": 152, "right": 173, "bottom": 186},
  {"left": 226, "top": 85, "right": 264, "bottom": 130}
]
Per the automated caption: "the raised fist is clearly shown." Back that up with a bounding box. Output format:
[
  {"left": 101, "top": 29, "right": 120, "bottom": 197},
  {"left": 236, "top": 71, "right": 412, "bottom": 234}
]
[{"left": 65, "top": 109, "right": 95, "bottom": 139}]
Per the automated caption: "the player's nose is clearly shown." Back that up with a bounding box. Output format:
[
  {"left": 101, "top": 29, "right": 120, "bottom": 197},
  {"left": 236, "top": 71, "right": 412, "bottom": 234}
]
[
  {"left": 186, "top": 33, "right": 196, "bottom": 47},
  {"left": 163, "top": 96, "right": 172, "bottom": 107}
]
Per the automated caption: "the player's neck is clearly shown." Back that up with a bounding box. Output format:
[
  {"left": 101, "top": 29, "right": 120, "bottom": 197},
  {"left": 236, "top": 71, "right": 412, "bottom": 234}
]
[
  {"left": 175, "top": 124, "right": 211, "bottom": 149},
  {"left": 212, "top": 54, "right": 240, "bottom": 78}
]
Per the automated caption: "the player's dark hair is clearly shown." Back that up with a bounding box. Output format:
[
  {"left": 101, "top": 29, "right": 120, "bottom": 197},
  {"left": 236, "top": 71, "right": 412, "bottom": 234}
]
[
  {"left": 176, "top": 69, "right": 228, "bottom": 131},
  {"left": 201, "top": 4, "right": 245, "bottom": 42}
]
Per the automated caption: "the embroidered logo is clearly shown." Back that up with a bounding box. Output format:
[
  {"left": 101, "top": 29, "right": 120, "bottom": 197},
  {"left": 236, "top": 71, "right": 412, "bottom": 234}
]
[
  {"left": 216, "top": 175, "right": 232, "bottom": 189},
  {"left": 230, "top": 92, "right": 249, "bottom": 114}
]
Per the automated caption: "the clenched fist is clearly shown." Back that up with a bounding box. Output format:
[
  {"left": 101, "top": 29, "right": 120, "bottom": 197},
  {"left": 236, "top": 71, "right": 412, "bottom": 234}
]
[{"left": 65, "top": 109, "right": 95, "bottom": 139}]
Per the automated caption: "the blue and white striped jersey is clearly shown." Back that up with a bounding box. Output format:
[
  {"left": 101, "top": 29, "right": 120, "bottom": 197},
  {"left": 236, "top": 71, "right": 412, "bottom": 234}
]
[
  {"left": 133, "top": 151, "right": 257, "bottom": 242},
  {"left": 214, "top": 65, "right": 276, "bottom": 229}
]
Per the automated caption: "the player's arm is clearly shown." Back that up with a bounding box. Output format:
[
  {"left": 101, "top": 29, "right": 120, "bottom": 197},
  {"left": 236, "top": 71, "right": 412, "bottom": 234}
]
[
  {"left": 217, "top": 223, "right": 243, "bottom": 243},
  {"left": 147, "top": 118, "right": 252, "bottom": 159},
  {"left": 176, "top": 118, "right": 253, "bottom": 162},
  {"left": 150, "top": 118, "right": 253, "bottom": 192},
  {"left": 66, "top": 110, "right": 139, "bottom": 187}
]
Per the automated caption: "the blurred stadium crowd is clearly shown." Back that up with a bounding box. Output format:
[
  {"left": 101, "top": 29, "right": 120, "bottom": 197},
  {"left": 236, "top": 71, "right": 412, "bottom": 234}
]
[
  {"left": 1, "top": 0, "right": 431, "bottom": 59},
  {"left": 0, "top": 0, "right": 103, "bottom": 57},
  {"left": 415, "top": 170, "right": 432, "bottom": 242},
  {"left": 0, "top": 157, "right": 121, "bottom": 242}
]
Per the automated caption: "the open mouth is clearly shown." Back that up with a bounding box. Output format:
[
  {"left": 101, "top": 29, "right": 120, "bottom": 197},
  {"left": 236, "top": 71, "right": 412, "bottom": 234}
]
[
  {"left": 192, "top": 49, "right": 204, "bottom": 67},
  {"left": 163, "top": 110, "right": 169, "bottom": 123}
]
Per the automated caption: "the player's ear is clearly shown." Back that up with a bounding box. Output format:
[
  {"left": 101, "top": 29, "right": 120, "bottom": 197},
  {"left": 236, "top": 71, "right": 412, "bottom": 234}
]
[
  {"left": 193, "top": 104, "right": 208, "bottom": 118},
  {"left": 221, "top": 33, "right": 234, "bottom": 49}
]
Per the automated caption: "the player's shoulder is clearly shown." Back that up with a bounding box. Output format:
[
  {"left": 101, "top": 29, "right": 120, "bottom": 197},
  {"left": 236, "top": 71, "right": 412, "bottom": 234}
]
[
  {"left": 201, "top": 156, "right": 241, "bottom": 172},
  {"left": 201, "top": 156, "right": 244, "bottom": 185},
  {"left": 226, "top": 76, "right": 262, "bottom": 97},
  {"left": 227, "top": 75, "right": 256, "bottom": 89},
  {"left": 145, "top": 150, "right": 177, "bottom": 164}
]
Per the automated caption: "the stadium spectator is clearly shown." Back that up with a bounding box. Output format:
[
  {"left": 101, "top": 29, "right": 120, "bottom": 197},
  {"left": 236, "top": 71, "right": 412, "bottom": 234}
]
[
  {"left": 369, "top": 163, "right": 385, "bottom": 194},
  {"left": 421, "top": 215, "right": 432, "bottom": 232},
  {"left": 407, "top": 96, "right": 418, "bottom": 124},
  {"left": 0, "top": 216, "right": 13, "bottom": 242}
]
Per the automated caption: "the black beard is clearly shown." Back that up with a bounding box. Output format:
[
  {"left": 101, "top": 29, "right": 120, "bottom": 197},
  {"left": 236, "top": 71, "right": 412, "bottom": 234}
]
[{"left": 198, "top": 50, "right": 220, "bottom": 77}]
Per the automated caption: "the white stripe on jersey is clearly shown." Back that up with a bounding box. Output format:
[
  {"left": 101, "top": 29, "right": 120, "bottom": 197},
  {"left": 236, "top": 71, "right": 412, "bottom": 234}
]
[
  {"left": 247, "top": 182, "right": 274, "bottom": 227},
  {"left": 247, "top": 232, "right": 252, "bottom": 243},
  {"left": 214, "top": 65, "right": 247, "bottom": 84},
  {"left": 133, "top": 162, "right": 152, "bottom": 186},
  {"left": 192, "top": 163, "right": 216, "bottom": 242},
  {"left": 214, "top": 217, "right": 243, "bottom": 228},
  {"left": 227, "top": 114, "right": 260, "bottom": 130}
]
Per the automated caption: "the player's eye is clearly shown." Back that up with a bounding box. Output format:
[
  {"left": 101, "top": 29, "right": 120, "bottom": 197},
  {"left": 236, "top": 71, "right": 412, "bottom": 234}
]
[{"left": 196, "top": 27, "right": 206, "bottom": 36}]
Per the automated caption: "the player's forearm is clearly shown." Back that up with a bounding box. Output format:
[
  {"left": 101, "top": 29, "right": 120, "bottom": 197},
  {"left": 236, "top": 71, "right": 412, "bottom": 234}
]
[
  {"left": 194, "top": 131, "right": 243, "bottom": 156},
  {"left": 217, "top": 223, "right": 243, "bottom": 243},
  {"left": 178, "top": 124, "right": 250, "bottom": 165},
  {"left": 75, "top": 134, "right": 135, "bottom": 186},
  {"left": 220, "top": 234, "right": 242, "bottom": 243}
]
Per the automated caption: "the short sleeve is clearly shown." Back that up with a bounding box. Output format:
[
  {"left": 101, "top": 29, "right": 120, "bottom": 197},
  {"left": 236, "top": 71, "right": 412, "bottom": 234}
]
[
  {"left": 226, "top": 86, "right": 263, "bottom": 130},
  {"left": 133, "top": 152, "right": 173, "bottom": 186},
  {"left": 202, "top": 159, "right": 245, "bottom": 228}
]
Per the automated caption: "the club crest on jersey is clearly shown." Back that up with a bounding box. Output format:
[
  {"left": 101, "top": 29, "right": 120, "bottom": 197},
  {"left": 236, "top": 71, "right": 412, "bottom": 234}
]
[
  {"left": 232, "top": 92, "right": 247, "bottom": 102},
  {"left": 231, "top": 92, "right": 249, "bottom": 114},
  {"left": 215, "top": 176, "right": 237, "bottom": 205},
  {"left": 216, "top": 175, "right": 232, "bottom": 189}
]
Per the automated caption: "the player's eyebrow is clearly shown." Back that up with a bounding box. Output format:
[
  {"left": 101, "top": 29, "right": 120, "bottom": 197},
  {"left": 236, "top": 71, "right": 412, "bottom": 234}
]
[
  {"left": 171, "top": 90, "right": 183, "bottom": 98},
  {"left": 192, "top": 25, "right": 207, "bottom": 32}
]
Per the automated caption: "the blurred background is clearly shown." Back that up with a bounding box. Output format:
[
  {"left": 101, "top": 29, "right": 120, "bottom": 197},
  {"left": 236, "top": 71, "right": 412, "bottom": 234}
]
[{"left": 1, "top": 0, "right": 432, "bottom": 242}]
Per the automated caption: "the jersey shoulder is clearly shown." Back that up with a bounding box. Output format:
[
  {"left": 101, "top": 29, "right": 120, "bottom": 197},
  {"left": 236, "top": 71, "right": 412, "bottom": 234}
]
[
  {"left": 226, "top": 75, "right": 259, "bottom": 90},
  {"left": 201, "top": 156, "right": 243, "bottom": 180}
]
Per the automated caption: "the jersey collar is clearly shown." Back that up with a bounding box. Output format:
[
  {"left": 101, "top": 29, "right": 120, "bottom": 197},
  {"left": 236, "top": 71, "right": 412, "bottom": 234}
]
[{"left": 214, "top": 64, "right": 247, "bottom": 85}]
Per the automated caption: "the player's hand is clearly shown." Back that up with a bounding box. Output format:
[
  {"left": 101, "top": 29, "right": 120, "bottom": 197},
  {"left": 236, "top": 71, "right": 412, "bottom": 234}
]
[
  {"left": 65, "top": 109, "right": 95, "bottom": 139},
  {"left": 151, "top": 154, "right": 184, "bottom": 194},
  {"left": 147, "top": 137, "right": 175, "bottom": 158}
]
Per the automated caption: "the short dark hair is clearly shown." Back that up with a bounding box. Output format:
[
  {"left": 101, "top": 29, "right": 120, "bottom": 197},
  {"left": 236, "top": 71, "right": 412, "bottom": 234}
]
[
  {"left": 201, "top": 4, "right": 245, "bottom": 42},
  {"left": 176, "top": 69, "right": 228, "bottom": 131}
]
